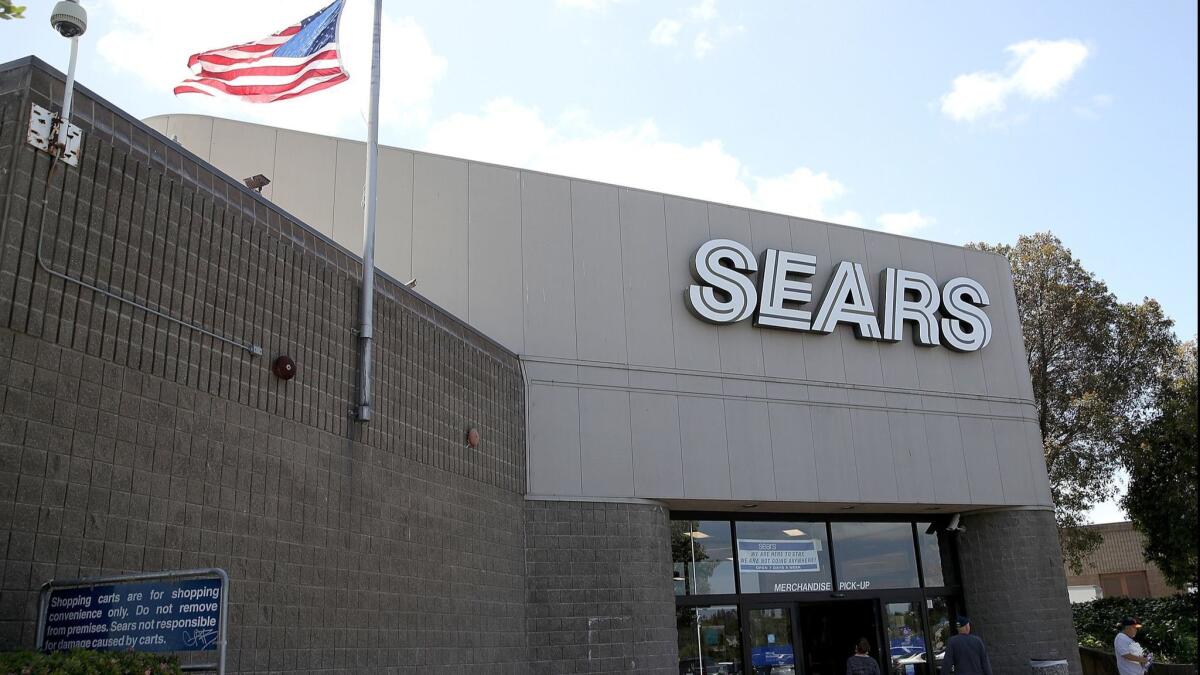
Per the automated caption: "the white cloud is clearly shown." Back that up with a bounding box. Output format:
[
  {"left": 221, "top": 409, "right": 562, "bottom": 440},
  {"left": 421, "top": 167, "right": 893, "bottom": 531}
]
[
  {"left": 689, "top": 0, "right": 719, "bottom": 21},
  {"left": 1073, "top": 93, "right": 1114, "bottom": 119},
  {"left": 96, "top": 0, "right": 446, "bottom": 137},
  {"left": 424, "top": 98, "right": 861, "bottom": 225},
  {"left": 650, "top": 19, "right": 682, "bottom": 47},
  {"left": 693, "top": 32, "right": 715, "bottom": 59},
  {"left": 940, "top": 39, "right": 1089, "bottom": 122},
  {"left": 555, "top": 0, "right": 626, "bottom": 10},
  {"left": 874, "top": 210, "right": 935, "bottom": 236}
]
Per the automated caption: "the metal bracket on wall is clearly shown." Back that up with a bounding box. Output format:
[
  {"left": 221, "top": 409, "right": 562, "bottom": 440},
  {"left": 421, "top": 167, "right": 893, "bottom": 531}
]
[{"left": 27, "top": 103, "right": 82, "bottom": 167}]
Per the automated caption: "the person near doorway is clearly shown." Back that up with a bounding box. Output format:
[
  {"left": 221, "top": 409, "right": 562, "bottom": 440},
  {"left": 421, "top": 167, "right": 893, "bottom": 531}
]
[
  {"left": 1114, "top": 616, "right": 1150, "bottom": 674},
  {"left": 940, "top": 616, "right": 993, "bottom": 675},
  {"left": 846, "top": 638, "right": 881, "bottom": 675}
]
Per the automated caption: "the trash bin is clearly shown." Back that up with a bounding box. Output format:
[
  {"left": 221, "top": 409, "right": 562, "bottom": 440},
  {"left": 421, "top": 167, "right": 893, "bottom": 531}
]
[{"left": 1031, "top": 658, "right": 1069, "bottom": 675}]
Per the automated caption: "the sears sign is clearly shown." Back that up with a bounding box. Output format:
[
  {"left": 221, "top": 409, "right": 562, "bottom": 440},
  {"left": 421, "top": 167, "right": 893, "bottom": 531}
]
[{"left": 685, "top": 239, "right": 992, "bottom": 352}]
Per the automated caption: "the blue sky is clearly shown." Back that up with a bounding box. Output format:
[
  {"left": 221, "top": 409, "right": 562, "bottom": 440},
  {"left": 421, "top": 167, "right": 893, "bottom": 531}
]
[{"left": 3, "top": 0, "right": 1196, "bottom": 521}]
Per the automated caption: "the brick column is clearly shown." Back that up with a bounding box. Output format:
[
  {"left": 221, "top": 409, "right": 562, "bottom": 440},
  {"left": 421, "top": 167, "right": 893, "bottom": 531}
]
[{"left": 958, "top": 509, "right": 1082, "bottom": 674}]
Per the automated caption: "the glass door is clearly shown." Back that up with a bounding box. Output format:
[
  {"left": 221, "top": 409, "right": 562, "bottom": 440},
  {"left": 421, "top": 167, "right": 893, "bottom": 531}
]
[{"left": 744, "top": 605, "right": 799, "bottom": 675}]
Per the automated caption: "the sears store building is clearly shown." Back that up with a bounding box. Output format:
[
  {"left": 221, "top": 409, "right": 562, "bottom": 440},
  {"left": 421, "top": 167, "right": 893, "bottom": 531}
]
[{"left": 1, "top": 57, "right": 1080, "bottom": 674}]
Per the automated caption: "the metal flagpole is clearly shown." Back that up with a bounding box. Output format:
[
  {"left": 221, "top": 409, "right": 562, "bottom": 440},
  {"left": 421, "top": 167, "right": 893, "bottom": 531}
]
[{"left": 355, "top": 0, "right": 382, "bottom": 421}]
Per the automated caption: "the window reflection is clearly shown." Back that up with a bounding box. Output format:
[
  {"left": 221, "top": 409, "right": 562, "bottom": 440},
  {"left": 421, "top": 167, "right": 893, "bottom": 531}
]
[
  {"left": 672, "top": 520, "right": 736, "bottom": 596},
  {"left": 884, "top": 601, "right": 926, "bottom": 675},
  {"left": 677, "top": 605, "right": 743, "bottom": 675},
  {"left": 916, "top": 522, "right": 956, "bottom": 587},
  {"left": 926, "top": 597, "right": 953, "bottom": 674},
  {"left": 831, "top": 522, "right": 919, "bottom": 590},
  {"left": 735, "top": 521, "right": 832, "bottom": 594}
]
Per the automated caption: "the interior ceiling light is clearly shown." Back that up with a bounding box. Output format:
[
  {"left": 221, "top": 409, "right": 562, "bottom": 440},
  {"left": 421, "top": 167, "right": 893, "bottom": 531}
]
[
  {"left": 687, "top": 531, "right": 709, "bottom": 539},
  {"left": 782, "top": 529, "right": 806, "bottom": 537}
]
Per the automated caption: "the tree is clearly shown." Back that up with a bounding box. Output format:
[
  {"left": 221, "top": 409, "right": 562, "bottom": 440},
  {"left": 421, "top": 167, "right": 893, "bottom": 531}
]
[
  {"left": 1121, "top": 340, "right": 1198, "bottom": 588},
  {"left": 968, "top": 233, "right": 1178, "bottom": 569},
  {"left": 0, "top": 1, "right": 26, "bottom": 20}
]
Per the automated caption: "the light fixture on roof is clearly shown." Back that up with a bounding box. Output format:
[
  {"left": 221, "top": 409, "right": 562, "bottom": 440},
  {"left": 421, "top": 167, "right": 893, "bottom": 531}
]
[
  {"left": 782, "top": 529, "right": 806, "bottom": 537},
  {"left": 243, "top": 174, "right": 271, "bottom": 193},
  {"left": 686, "top": 530, "right": 709, "bottom": 539}
]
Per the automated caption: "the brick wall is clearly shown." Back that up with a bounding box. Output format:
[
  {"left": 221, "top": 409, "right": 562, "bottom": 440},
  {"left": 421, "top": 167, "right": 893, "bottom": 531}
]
[
  {"left": 0, "top": 57, "right": 528, "bottom": 673},
  {"left": 524, "top": 499, "right": 677, "bottom": 674},
  {"left": 959, "top": 509, "right": 1083, "bottom": 674}
]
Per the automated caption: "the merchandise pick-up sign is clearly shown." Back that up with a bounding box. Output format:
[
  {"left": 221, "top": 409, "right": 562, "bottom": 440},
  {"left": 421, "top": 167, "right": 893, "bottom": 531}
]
[{"left": 686, "top": 239, "right": 992, "bottom": 352}]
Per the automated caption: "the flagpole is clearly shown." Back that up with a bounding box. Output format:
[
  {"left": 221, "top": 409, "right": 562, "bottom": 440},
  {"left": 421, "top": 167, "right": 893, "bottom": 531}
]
[{"left": 355, "top": 0, "right": 382, "bottom": 422}]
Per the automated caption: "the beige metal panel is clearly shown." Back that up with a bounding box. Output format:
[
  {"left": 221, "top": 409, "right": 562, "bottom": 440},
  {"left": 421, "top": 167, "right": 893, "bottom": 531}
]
[
  {"left": 678, "top": 395, "right": 732, "bottom": 499},
  {"left": 579, "top": 388, "right": 634, "bottom": 497},
  {"left": 571, "top": 181, "right": 628, "bottom": 364},
  {"left": 992, "top": 417, "right": 1036, "bottom": 504},
  {"left": 522, "top": 172, "right": 577, "bottom": 359},
  {"left": 708, "top": 203, "right": 765, "bottom": 376},
  {"left": 851, "top": 408, "right": 898, "bottom": 502},
  {"left": 932, "top": 243, "right": 988, "bottom": 396},
  {"left": 768, "top": 402, "right": 819, "bottom": 500},
  {"left": 331, "top": 139, "right": 366, "bottom": 251},
  {"left": 143, "top": 115, "right": 168, "bottom": 134},
  {"left": 726, "top": 399, "right": 776, "bottom": 500},
  {"left": 468, "top": 163, "right": 524, "bottom": 351},
  {"left": 811, "top": 406, "right": 858, "bottom": 501},
  {"left": 965, "top": 248, "right": 1020, "bottom": 398},
  {"left": 412, "top": 153, "right": 469, "bottom": 319},
  {"left": 630, "top": 392, "right": 685, "bottom": 498},
  {"left": 374, "top": 148, "right": 415, "bottom": 285},
  {"left": 163, "top": 115, "right": 214, "bottom": 163},
  {"left": 865, "top": 231, "right": 920, "bottom": 390},
  {"left": 527, "top": 383, "right": 582, "bottom": 496},
  {"left": 751, "top": 210, "right": 807, "bottom": 381},
  {"left": 210, "top": 117, "right": 281, "bottom": 202},
  {"left": 273, "top": 129, "right": 336, "bottom": 236},
  {"left": 790, "top": 218, "right": 845, "bottom": 383},
  {"left": 959, "top": 417, "right": 1005, "bottom": 504},
  {"left": 619, "top": 188, "right": 676, "bottom": 369},
  {"left": 888, "top": 410, "right": 935, "bottom": 503},
  {"left": 898, "top": 238, "right": 954, "bottom": 393},
  {"left": 924, "top": 413, "right": 971, "bottom": 504},
  {"left": 828, "top": 226, "right": 885, "bottom": 386},
  {"left": 664, "top": 196, "right": 719, "bottom": 372}
]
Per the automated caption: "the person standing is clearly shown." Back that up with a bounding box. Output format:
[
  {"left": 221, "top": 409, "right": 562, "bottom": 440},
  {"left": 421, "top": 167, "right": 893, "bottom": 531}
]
[
  {"left": 846, "top": 638, "right": 881, "bottom": 675},
  {"left": 1114, "top": 617, "right": 1150, "bottom": 674},
  {"left": 940, "top": 616, "right": 993, "bottom": 675}
]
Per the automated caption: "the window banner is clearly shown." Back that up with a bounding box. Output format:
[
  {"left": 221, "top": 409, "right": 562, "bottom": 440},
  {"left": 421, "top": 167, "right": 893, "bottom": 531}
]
[{"left": 736, "top": 539, "right": 821, "bottom": 573}]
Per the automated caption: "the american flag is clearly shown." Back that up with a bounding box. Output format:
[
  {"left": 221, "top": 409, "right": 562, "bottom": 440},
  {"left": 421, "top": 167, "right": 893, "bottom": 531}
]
[{"left": 174, "top": 1, "right": 349, "bottom": 103}]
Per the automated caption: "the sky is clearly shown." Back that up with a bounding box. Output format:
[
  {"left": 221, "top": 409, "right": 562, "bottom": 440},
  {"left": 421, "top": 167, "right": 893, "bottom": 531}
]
[{"left": 3, "top": 1, "right": 1196, "bottom": 522}]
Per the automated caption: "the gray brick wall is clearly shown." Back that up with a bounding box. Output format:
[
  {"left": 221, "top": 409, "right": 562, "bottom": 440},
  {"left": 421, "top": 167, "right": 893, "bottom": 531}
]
[
  {"left": 959, "top": 509, "right": 1083, "bottom": 675},
  {"left": 524, "top": 500, "right": 677, "bottom": 674},
  {"left": 0, "top": 57, "right": 528, "bottom": 674}
]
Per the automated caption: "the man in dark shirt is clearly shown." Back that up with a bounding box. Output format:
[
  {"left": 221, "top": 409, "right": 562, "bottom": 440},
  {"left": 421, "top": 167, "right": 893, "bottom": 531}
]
[
  {"left": 846, "top": 637, "right": 881, "bottom": 675},
  {"left": 941, "top": 616, "right": 993, "bottom": 675}
]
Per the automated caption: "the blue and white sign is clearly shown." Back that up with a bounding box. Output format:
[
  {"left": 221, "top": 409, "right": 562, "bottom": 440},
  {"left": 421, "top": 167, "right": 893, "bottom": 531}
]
[{"left": 737, "top": 539, "right": 821, "bottom": 573}]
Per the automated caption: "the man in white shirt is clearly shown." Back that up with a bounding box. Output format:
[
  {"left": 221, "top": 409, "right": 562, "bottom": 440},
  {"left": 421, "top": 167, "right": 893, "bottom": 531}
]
[{"left": 1114, "top": 616, "right": 1150, "bottom": 674}]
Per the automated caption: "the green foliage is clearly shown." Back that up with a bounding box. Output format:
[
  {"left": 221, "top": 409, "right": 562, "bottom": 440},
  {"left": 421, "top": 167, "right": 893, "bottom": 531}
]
[
  {"left": 1071, "top": 592, "right": 1199, "bottom": 664},
  {"left": 0, "top": 649, "right": 183, "bottom": 675},
  {"left": 968, "top": 233, "right": 1179, "bottom": 570},
  {"left": 0, "top": 1, "right": 26, "bottom": 20},
  {"left": 1121, "top": 340, "right": 1199, "bottom": 589}
]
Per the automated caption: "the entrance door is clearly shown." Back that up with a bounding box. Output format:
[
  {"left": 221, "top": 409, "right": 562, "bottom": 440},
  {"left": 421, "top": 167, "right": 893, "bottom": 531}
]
[
  {"left": 796, "top": 600, "right": 882, "bottom": 675},
  {"left": 744, "top": 606, "right": 799, "bottom": 675}
]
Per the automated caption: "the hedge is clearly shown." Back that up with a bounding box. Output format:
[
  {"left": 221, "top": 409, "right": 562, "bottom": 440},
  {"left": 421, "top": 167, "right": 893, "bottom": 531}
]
[
  {"left": 0, "top": 649, "right": 183, "bottom": 675},
  {"left": 1072, "top": 591, "right": 1198, "bottom": 665}
]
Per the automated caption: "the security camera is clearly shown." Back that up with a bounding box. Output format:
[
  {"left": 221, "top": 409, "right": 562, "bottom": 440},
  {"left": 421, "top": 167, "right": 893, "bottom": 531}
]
[
  {"left": 50, "top": 0, "right": 88, "bottom": 38},
  {"left": 946, "top": 513, "right": 965, "bottom": 532}
]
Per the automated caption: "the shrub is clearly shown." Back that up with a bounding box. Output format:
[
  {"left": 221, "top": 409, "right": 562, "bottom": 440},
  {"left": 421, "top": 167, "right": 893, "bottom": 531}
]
[
  {"left": 0, "top": 649, "right": 183, "bottom": 675},
  {"left": 1072, "top": 591, "right": 1199, "bottom": 664}
]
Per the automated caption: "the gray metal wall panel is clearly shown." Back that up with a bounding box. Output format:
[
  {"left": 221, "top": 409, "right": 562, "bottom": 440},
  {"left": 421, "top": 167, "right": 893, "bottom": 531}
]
[
  {"left": 899, "top": 238, "right": 955, "bottom": 393},
  {"left": 768, "top": 403, "right": 820, "bottom": 501},
  {"left": 273, "top": 129, "right": 337, "bottom": 237},
  {"left": 811, "top": 407, "right": 858, "bottom": 501},
  {"left": 678, "top": 396, "right": 732, "bottom": 499},
  {"left": 851, "top": 408, "right": 898, "bottom": 502},
  {"left": 571, "top": 181, "right": 629, "bottom": 364},
  {"left": 528, "top": 383, "right": 582, "bottom": 496},
  {"left": 959, "top": 417, "right": 1005, "bottom": 504},
  {"left": 790, "top": 219, "right": 846, "bottom": 383},
  {"left": 708, "top": 204, "right": 765, "bottom": 376},
  {"left": 828, "top": 227, "right": 886, "bottom": 387},
  {"left": 992, "top": 418, "right": 1035, "bottom": 505},
  {"left": 725, "top": 400, "right": 776, "bottom": 500},
  {"left": 619, "top": 189, "right": 676, "bottom": 368},
  {"left": 925, "top": 414, "right": 972, "bottom": 504},
  {"left": 888, "top": 411, "right": 935, "bottom": 503},
  {"left": 996, "top": 256, "right": 1038, "bottom": 401},
  {"left": 412, "top": 154, "right": 469, "bottom": 319},
  {"left": 521, "top": 172, "right": 578, "bottom": 359},
  {"left": 752, "top": 211, "right": 808, "bottom": 381},
  {"left": 579, "top": 388, "right": 635, "bottom": 497},
  {"left": 468, "top": 163, "right": 524, "bottom": 351},
  {"left": 1025, "top": 421, "right": 1054, "bottom": 506},
  {"left": 375, "top": 148, "right": 415, "bottom": 283},
  {"left": 965, "top": 248, "right": 1020, "bottom": 399},
  {"left": 630, "top": 392, "right": 685, "bottom": 498},
  {"left": 866, "top": 232, "right": 921, "bottom": 390},
  {"left": 331, "top": 140, "right": 367, "bottom": 250},
  {"left": 664, "top": 197, "right": 719, "bottom": 371},
  {"left": 932, "top": 243, "right": 988, "bottom": 396}
]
